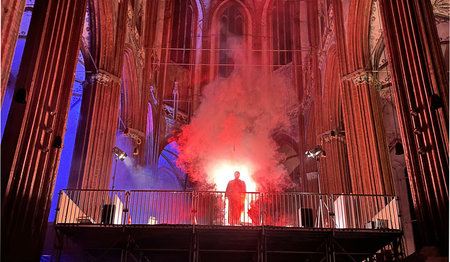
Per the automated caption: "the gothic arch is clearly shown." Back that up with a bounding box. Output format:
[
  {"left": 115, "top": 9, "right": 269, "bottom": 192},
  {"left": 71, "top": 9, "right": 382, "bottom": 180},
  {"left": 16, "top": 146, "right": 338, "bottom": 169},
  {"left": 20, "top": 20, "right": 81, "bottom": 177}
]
[
  {"left": 85, "top": 0, "right": 127, "bottom": 76},
  {"left": 273, "top": 132, "right": 300, "bottom": 187}
]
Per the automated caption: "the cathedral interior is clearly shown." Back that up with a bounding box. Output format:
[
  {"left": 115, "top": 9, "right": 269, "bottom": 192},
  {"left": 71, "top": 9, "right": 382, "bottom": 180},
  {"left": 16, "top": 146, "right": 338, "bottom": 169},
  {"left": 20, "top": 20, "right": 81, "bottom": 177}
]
[{"left": 1, "top": 0, "right": 449, "bottom": 261}]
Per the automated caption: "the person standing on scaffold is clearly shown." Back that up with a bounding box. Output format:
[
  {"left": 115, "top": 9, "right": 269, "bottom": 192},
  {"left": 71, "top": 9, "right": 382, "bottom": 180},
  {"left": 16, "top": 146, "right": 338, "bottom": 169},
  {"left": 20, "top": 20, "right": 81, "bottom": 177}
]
[{"left": 225, "top": 171, "right": 246, "bottom": 225}]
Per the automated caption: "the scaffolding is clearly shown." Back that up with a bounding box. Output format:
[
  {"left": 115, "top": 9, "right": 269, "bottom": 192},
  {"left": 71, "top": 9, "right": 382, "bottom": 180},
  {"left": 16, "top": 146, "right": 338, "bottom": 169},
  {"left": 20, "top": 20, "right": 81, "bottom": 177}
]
[{"left": 53, "top": 190, "right": 405, "bottom": 261}]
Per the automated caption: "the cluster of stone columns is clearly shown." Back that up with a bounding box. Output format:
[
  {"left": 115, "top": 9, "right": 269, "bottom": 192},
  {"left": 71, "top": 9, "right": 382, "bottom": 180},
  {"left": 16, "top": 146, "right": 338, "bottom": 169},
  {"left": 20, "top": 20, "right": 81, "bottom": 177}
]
[
  {"left": 68, "top": 0, "right": 129, "bottom": 190},
  {"left": 327, "top": 0, "right": 448, "bottom": 254},
  {"left": 319, "top": 47, "right": 351, "bottom": 194},
  {"left": 1, "top": 0, "right": 87, "bottom": 260},
  {"left": 330, "top": 0, "right": 395, "bottom": 196},
  {"left": 1, "top": 0, "right": 133, "bottom": 260},
  {"left": 68, "top": 71, "right": 122, "bottom": 189},
  {"left": 378, "top": 0, "right": 449, "bottom": 254}
]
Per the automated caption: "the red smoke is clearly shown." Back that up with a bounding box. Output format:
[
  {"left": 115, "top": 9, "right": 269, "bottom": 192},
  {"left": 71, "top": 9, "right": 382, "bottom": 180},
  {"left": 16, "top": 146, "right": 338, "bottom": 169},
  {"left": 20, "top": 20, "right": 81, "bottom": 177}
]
[{"left": 177, "top": 45, "right": 296, "bottom": 192}]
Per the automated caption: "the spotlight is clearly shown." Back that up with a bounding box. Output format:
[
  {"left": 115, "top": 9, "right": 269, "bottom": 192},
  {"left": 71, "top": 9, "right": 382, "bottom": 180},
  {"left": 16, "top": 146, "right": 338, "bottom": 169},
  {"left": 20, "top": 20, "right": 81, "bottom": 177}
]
[
  {"left": 113, "top": 146, "right": 127, "bottom": 161},
  {"left": 305, "top": 145, "right": 325, "bottom": 159},
  {"left": 112, "top": 146, "right": 127, "bottom": 190}
]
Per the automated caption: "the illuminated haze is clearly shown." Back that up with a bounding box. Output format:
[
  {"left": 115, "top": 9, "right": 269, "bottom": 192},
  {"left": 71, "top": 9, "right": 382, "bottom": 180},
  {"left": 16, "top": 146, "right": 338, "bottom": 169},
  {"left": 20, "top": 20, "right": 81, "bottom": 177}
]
[{"left": 177, "top": 42, "right": 296, "bottom": 192}]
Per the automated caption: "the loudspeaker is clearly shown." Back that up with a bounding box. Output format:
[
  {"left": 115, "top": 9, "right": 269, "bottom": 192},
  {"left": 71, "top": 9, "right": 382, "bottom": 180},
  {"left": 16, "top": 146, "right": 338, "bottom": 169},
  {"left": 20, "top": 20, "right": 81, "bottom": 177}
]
[
  {"left": 101, "top": 204, "right": 115, "bottom": 224},
  {"left": 299, "top": 208, "right": 314, "bottom": 228}
]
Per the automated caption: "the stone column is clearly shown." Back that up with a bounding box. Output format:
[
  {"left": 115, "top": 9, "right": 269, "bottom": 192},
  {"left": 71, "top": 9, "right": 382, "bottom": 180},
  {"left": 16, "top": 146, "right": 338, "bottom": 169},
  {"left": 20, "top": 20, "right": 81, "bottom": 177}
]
[
  {"left": 68, "top": 71, "right": 122, "bottom": 189},
  {"left": 1, "top": 0, "right": 26, "bottom": 104},
  {"left": 378, "top": 0, "right": 449, "bottom": 253},
  {"left": 340, "top": 71, "right": 395, "bottom": 195},
  {"left": 1, "top": 0, "right": 87, "bottom": 260},
  {"left": 68, "top": 0, "right": 129, "bottom": 190},
  {"left": 319, "top": 48, "right": 351, "bottom": 194},
  {"left": 331, "top": 0, "right": 394, "bottom": 195}
]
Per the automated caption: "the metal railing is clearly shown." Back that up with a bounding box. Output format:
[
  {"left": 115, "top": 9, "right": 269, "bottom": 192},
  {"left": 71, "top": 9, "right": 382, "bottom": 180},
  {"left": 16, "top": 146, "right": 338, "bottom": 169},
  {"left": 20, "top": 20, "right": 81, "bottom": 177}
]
[{"left": 55, "top": 190, "right": 401, "bottom": 230}]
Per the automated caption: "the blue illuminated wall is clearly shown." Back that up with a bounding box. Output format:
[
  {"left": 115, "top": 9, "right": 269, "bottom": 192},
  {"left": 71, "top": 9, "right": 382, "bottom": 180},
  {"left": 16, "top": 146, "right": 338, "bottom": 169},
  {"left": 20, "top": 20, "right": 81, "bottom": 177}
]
[
  {"left": 158, "top": 141, "right": 186, "bottom": 190},
  {"left": 48, "top": 53, "right": 85, "bottom": 221}
]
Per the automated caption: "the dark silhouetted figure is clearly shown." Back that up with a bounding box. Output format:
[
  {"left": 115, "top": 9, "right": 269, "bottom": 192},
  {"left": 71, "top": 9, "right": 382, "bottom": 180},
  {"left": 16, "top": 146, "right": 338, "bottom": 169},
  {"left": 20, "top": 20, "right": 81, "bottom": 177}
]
[{"left": 225, "top": 171, "right": 246, "bottom": 225}]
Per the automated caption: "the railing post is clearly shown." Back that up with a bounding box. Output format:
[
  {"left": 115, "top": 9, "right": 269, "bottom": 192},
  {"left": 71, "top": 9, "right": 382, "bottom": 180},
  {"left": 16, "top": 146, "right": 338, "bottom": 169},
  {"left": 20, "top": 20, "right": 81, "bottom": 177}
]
[
  {"left": 54, "top": 190, "right": 63, "bottom": 224},
  {"left": 192, "top": 191, "right": 198, "bottom": 225},
  {"left": 395, "top": 196, "right": 401, "bottom": 231},
  {"left": 123, "top": 191, "right": 130, "bottom": 225},
  {"left": 329, "top": 194, "right": 335, "bottom": 229},
  {"left": 260, "top": 193, "right": 264, "bottom": 226}
]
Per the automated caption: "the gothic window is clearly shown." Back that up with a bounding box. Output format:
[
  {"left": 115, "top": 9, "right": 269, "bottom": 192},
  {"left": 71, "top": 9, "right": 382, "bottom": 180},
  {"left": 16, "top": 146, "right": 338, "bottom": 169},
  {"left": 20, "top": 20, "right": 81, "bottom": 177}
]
[
  {"left": 171, "top": 0, "right": 193, "bottom": 65},
  {"left": 272, "top": 0, "right": 293, "bottom": 70},
  {"left": 219, "top": 5, "right": 244, "bottom": 78}
]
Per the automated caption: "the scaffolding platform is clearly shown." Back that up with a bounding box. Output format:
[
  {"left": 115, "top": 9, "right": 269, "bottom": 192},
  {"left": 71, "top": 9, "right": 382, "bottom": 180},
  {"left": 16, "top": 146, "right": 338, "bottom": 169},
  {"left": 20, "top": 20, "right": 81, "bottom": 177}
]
[
  {"left": 54, "top": 224, "right": 403, "bottom": 262},
  {"left": 53, "top": 190, "right": 404, "bottom": 261}
]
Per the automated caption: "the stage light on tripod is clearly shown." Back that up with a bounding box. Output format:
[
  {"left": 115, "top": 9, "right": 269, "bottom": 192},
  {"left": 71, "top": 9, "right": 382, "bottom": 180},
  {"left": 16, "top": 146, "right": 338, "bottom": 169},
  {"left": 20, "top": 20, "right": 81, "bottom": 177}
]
[{"left": 113, "top": 146, "right": 127, "bottom": 161}]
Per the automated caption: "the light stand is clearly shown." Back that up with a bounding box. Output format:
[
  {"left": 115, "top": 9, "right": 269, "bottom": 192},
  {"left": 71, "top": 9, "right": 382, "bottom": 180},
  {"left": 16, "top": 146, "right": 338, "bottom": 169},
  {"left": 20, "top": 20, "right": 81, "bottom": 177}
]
[
  {"left": 315, "top": 156, "right": 330, "bottom": 228},
  {"left": 112, "top": 146, "right": 127, "bottom": 190},
  {"left": 306, "top": 145, "right": 328, "bottom": 227}
]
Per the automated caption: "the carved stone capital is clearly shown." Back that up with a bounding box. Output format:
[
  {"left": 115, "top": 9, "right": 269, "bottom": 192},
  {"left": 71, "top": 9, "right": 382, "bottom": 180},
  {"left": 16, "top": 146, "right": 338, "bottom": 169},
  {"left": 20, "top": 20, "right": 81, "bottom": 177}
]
[
  {"left": 87, "top": 70, "right": 121, "bottom": 85},
  {"left": 342, "top": 69, "right": 373, "bottom": 85},
  {"left": 352, "top": 73, "right": 373, "bottom": 85}
]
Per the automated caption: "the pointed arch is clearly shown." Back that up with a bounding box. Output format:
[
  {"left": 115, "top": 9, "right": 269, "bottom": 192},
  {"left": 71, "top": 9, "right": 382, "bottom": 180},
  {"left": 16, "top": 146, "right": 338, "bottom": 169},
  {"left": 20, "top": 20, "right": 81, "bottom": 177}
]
[{"left": 85, "top": 0, "right": 128, "bottom": 76}]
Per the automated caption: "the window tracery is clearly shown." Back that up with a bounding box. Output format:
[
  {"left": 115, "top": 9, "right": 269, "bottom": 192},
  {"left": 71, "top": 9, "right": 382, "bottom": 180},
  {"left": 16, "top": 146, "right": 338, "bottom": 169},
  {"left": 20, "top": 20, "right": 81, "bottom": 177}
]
[{"left": 218, "top": 4, "right": 244, "bottom": 77}]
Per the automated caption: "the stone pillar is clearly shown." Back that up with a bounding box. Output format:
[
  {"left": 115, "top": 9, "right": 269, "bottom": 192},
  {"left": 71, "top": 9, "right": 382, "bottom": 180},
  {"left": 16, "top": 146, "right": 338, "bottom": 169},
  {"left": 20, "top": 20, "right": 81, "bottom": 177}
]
[
  {"left": 1, "top": 0, "right": 87, "bottom": 260},
  {"left": 1, "top": 0, "right": 26, "bottom": 104},
  {"left": 68, "top": 71, "right": 122, "bottom": 189},
  {"left": 378, "top": 0, "right": 449, "bottom": 253},
  {"left": 331, "top": 0, "right": 394, "bottom": 195},
  {"left": 319, "top": 48, "right": 351, "bottom": 194},
  {"left": 340, "top": 71, "right": 395, "bottom": 195},
  {"left": 68, "top": 0, "right": 129, "bottom": 190}
]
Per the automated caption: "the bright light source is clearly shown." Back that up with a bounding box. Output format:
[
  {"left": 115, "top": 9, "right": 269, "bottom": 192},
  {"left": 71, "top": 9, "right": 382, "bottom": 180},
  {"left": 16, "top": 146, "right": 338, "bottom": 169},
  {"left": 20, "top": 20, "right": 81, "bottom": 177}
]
[
  {"left": 206, "top": 160, "right": 257, "bottom": 225},
  {"left": 206, "top": 160, "right": 257, "bottom": 192}
]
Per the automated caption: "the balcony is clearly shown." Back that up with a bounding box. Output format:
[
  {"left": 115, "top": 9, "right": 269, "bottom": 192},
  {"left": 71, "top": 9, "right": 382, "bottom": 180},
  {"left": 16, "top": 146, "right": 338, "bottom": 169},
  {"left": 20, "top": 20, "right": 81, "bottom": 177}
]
[{"left": 53, "top": 190, "right": 404, "bottom": 261}]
